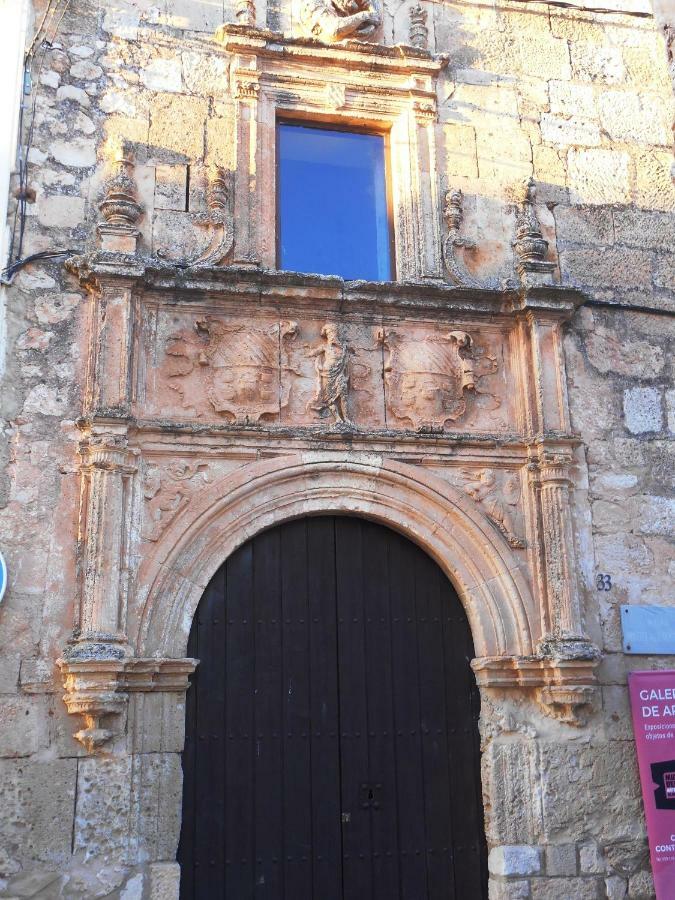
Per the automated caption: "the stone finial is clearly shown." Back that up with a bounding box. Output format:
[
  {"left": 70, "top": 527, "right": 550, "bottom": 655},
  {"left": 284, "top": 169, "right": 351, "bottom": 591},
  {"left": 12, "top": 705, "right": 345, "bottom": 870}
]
[
  {"left": 513, "top": 177, "right": 554, "bottom": 284},
  {"left": 409, "top": 3, "right": 428, "bottom": 49},
  {"left": 98, "top": 142, "right": 143, "bottom": 254},
  {"left": 444, "top": 188, "right": 465, "bottom": 234},
  {"left": 235, "top": 0, "right": 256, "bottom": 26}
]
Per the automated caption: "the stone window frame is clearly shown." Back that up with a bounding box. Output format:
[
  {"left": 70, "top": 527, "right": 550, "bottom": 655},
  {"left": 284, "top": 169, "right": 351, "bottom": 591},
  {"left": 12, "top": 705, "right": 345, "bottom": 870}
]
[{"left": 218, "top": 25, "right": 447, "bottom": 281}]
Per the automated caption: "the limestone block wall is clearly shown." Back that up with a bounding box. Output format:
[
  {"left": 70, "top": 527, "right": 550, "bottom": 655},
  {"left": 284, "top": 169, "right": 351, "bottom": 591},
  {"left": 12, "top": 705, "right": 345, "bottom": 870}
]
[{"left": 0, "top": 0, "right": 672, "bottom": 897}]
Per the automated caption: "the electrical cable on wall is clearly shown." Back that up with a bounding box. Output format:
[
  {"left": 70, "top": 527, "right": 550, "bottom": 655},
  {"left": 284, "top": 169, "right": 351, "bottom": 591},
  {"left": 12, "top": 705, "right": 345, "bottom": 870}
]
[{"left": 2, "top": 0, "right": 75, "bottom": 284}]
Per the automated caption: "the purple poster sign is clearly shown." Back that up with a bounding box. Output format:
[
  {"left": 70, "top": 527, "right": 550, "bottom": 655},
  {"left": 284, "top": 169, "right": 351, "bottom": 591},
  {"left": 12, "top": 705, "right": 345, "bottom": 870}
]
[{"left": 628, "top": 670, "right": 675, "bottom": 898}]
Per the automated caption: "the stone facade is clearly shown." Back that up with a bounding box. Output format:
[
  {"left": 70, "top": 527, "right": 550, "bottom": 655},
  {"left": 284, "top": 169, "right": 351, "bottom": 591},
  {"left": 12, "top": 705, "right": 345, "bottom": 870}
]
[{"left": 0, "top": 0, "right": 673, "bottom": 897}]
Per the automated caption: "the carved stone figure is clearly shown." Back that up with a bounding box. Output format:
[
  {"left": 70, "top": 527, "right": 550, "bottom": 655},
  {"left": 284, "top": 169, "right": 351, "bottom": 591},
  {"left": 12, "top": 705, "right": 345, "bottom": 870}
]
[
  {"left": 298, "top": 0, "right": 382, "bottom": 42},
  {"left": 143, "top": 462, "right": 213, "bottom": 542},
  {"left": 381, "top": 327, "right": 499, "bottom": 431},
  {"left": 461, "top": 468, "right": 525, "bottom": 548},
  {"left": 308, "top": 324, "right": 353, "bottom": 424}
]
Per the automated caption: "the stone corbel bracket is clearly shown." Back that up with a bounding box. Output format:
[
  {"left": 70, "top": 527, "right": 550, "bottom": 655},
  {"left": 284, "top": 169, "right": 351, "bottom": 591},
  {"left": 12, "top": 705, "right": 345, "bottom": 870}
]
[
  {"left": 58, "top": 657, "right": 197, "bottom": 752},
  {"left": 472, "top": 651, "right": 600, "bottom": 726}
]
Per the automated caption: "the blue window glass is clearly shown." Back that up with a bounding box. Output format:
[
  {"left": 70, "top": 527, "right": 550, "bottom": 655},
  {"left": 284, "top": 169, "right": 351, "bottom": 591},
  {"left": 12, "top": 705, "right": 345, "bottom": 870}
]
[{"left": 277, "top": 123, "right": 392, "bottom": 281}]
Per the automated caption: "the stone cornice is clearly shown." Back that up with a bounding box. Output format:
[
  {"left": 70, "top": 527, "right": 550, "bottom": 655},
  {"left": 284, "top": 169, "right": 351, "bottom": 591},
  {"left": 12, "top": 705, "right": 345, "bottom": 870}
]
[
  {"left": 65, "top": 254, "right": 586, "bottom": 321},
  {"left": 215, "top": 23, "right": 448, "bottom": 77}
]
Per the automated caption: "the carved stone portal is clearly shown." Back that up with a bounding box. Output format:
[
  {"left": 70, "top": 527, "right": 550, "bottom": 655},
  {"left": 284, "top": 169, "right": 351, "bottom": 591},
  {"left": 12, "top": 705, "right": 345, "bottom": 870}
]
[{"left": 381, "top": 328, "right": 499, "bottom": 431}]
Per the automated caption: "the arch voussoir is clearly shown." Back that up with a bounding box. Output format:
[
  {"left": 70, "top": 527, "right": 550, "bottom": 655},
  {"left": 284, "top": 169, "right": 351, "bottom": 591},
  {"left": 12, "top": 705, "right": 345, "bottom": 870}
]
[{"left": 136, "top": 452, "right": 536, "bottom": 660}]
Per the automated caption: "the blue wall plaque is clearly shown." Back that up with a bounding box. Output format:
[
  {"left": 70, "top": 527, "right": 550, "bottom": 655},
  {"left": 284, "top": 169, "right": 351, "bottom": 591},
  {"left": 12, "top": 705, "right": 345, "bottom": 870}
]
[
  {"left": 0, "top": 550, "right": 6, "bottom": 604},
  {"left": 622, "top": 605, "right": 675, "bottom": 655}
]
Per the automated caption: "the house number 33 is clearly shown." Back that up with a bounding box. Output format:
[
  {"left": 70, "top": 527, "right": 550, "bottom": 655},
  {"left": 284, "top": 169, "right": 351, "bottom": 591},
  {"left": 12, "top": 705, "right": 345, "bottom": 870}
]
[{"left": 596, "top": 574, "right": 612, "bottom": 591}]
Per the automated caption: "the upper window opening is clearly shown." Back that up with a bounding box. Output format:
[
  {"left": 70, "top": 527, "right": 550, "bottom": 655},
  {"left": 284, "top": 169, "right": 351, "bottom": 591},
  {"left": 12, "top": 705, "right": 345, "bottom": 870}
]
[{"left": 277, "top": 122, "right": 392, "bottom": 282}]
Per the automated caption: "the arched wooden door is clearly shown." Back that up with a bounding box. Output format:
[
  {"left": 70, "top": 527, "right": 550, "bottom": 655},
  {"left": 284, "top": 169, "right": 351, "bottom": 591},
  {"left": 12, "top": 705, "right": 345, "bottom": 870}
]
[{"left": 178, "top": 516, "right": 487, "bottom": 899}]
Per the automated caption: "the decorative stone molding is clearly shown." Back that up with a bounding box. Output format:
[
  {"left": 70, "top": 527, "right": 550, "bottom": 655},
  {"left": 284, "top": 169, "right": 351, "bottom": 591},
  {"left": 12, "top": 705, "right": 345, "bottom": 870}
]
[
  {"left": 380, "top": 326, "right": 500, "bottom": 431},
  {"left": 58, "top": 657, "right": 197, "bottom": 752},
  {"left": 136, "top": 453, "right": 536, "bottom": 660},
  {"left": 215, "top": 25, "right": 447, "bottom": 279},
  {"left": 190, "top": 167, "right": 234, "bottom": 267},
  {"left": 97, "top": 143, "right": 143, "bottom": 255},
  {"left": 442, "top": 189, "right": 480, "bottom": 288},
  {"left": 235, "top": 0, "right": 256, "bottom": 26},
  {"left": 472, "top": 652, "right": 599, "bottom": 726},
  {"left": 142, "top": 461, "right": 214, "bottom": 542}
]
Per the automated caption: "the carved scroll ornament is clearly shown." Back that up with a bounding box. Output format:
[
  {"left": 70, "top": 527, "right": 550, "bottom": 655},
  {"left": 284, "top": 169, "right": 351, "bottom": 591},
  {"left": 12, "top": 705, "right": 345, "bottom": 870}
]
[{"left": 381, "top": 328, "right": 499, "bottom": 431}]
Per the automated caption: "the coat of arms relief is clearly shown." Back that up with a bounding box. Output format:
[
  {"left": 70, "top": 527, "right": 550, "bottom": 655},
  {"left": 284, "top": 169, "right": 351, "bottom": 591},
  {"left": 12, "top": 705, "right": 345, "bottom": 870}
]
[
  {"left": 151, "top": 315, "right": 503, "bottom": 432},
  {"left": 379, "top": 327, "right": 500, "bottom": 432},
  {"left": 163, "top": 317, "right": 299, "bottom": 424}
]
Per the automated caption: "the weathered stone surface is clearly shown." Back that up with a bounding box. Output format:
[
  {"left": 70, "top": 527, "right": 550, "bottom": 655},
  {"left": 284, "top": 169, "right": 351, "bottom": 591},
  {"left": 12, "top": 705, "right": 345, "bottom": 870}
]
[
  {"left": 0, "top": 759, "right": 76, "bottom": 872},
  {"left": 567, "top": 149, "right": 631, "bottom": 205},
  {"left": 545, "top": 844, "right": 577, "bottom": 877},
  {"left": 148, "top": 862, "right": 180, "bottom": 900},
  {"left": 554, "top": 206, "right": 614, "bottom": 247},
  {"left": 73, "top": 756, "right": 133, "bottom": 861},
  {"left": 540, "top": 742, "right": 643, "bottom": 841},
  {"left": 531, "top": 877, "right": 600, "bottom": 899},
  {"left": 623, "top": 387, "right": 663, "bottom": 434},
  {"left": 36, "top": 195, "right": 86, "bottom": 229},
  {"left": 564, "top": 246, "right": 654, "bottom": 291},
  {"left": 489, "top": 846, "right": 542, "bottom": 877},
  {"left": 141, "top": 58, "right": 183, "bottom": 93}
]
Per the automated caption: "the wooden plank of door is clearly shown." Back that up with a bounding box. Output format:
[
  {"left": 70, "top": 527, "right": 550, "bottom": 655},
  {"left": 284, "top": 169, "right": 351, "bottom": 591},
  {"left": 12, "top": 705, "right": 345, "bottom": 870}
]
[
  {"left": 224, "top": 540, "right": 256, "bottom": 898},
  {"left": 336, "top": 517, "right": 374, "bottom": 900},
  {"left": 362, "top": 520, "right": 401, "bottom": 900},
  {"left": 307, "top": 516, "right": 343, "bottom": 900},
  {"left": 441, "top": 566, "right": 486, "bottom": 898},
  {"left": 414, "top": 551, "right": 455, "bottom": 900},
  {"left": 389, "top": 535, "right": 429, "bottom": 900},
  {"left": 253, "top": 526, "right": 284, "bottom": 898},
  {"left": 280, "top": 518, "right": 314, "bottom": 898},
  {"left": 193, "top": 566, "right": 228, "bottom": 897}
]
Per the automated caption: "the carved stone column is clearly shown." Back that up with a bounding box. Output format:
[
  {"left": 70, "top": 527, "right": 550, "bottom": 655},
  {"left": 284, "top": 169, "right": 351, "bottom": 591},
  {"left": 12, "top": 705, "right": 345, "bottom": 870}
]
[
  {"left": 58, "top": 430, "right": 138, "bottom": 749},
  {"left": 86, "top": 278, "right": 137, "bottom": 417},
  {"left": 230, "top": 46, "right": 263, "bottom": 267},
  {"left": 74, "top": 430, "right": 137, "bottom": 652},
  {"left": 532, "top": 445, "right": 584, "bottom": 645}
]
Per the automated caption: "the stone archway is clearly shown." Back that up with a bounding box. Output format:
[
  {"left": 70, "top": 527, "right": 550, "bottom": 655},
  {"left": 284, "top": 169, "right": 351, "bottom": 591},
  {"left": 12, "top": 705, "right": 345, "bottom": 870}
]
[{"left": 135, "top": 452, "right": 536, "bottom": 662}]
